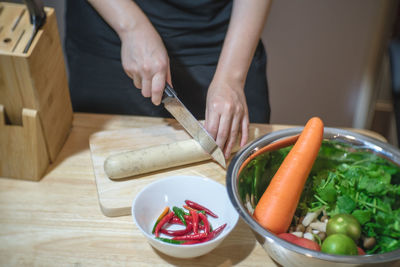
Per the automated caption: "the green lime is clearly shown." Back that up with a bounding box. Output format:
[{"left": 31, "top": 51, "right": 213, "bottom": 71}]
[
  {"left": 326, "top": 214, "right": 361, "bottom": 242},
  {"left": 321, "top": 234, "right": 358, "bottom": 255}
]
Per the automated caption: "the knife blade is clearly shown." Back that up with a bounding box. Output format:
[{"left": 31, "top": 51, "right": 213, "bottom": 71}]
[{"left": 162, "top": 84, "right": 226, "bottom": 168}]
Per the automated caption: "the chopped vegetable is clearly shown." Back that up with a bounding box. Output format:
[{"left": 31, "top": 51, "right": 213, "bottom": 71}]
[
  {"left": 253, "top": 117, "right": 324, "bottom": 233},
  {"left": 291, "top": 232, "right": 304, "bottom": 238},
  {"left": 309, "top": 221, "right": 327, "bottom": 233},
  {"left": 302, "top": 210, "right": 322, "bottom": 227},
  {"left": 303, "top": 232, "right": 315, "bottom": 241}
]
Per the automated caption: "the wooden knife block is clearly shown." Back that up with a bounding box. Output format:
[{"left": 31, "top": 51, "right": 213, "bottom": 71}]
[{"left": 0, "top": 3, "right": 73, "bottom": 181}]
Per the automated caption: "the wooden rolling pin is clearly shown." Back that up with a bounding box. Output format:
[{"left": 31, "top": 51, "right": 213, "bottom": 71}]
[{"left": 104, "top": 126, "right": 264, "bottom": 179}]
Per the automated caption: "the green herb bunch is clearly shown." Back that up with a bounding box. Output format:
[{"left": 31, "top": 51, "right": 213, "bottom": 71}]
[{"left": 307, "top": 142, "right": 400, "bottom": 254}]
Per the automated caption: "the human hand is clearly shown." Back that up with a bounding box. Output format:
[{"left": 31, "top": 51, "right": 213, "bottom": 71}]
[
  {"left": 119, "top": 23, "right": 171, "bottom": 105},
  {"left": 204, "top": 79, "right": 249, "bottom": 159}
]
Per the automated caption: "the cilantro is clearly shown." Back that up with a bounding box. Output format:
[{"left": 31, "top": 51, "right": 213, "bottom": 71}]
[
  {"left": 351, "top": 209, "right": 372, "bottom": 225},
  {"left": 306, "top": 141, "right": 400, "bottom": 254}
]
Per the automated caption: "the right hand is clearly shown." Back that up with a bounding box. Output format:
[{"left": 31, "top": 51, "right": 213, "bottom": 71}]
[{"left": 119, "top": 23, "right": 171, "bottom": 105}]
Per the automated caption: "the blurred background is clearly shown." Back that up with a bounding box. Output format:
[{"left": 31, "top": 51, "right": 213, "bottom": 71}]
[{"left": 5, "top": 0, "right": 400, "bottom": 146}]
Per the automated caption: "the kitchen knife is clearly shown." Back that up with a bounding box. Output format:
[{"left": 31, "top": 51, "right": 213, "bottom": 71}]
[
  {"left": 162, "top": 84, "right": 226, "bottom": 168},
  {"left": 23, "top": 0, "right": 46, "bottom": 53}
]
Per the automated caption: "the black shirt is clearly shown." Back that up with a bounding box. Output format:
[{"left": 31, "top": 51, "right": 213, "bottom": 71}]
[
  {"left": 65, "top": 0, "right": 270, "bottom": 123},
  {"left": 66, "top": 0, "right": 232, "bottom": 65}
]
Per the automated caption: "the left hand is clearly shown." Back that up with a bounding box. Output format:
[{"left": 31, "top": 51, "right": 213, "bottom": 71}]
[{"left": 204, "top": 79, "right": 249, "bottom": 159}]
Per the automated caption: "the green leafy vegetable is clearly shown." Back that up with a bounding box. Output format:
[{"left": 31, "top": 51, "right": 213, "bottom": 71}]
[{"left": 239, "top": 140, "right": 400, "bottom": 254}]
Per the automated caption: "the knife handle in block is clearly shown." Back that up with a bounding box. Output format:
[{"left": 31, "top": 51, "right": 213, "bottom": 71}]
[{"left": 104, "top": 139, "right": 210, "bottom": 179}]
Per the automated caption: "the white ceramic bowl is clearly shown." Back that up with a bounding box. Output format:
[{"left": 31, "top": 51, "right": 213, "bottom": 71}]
[{"left": 132, "top": 175, "right": 239, "bottom": 259}]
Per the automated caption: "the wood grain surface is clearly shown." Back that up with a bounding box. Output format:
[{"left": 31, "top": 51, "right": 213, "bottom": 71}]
[
  {"left": 0, "top": 105, "right": 49, "bottom": 180},
  {"left": 89, "top": 121, "right": 290, "bottom": 217},
  {"left": 0, "top": 113, "right": 280, "bottom": 266},
  {"left": 0, "top": 113, "right": 386, "bottom": 266}
]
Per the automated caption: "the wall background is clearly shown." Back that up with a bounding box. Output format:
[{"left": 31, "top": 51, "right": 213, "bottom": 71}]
[{"left": 262, "top": 0, "right": 382, "bottom": 126}]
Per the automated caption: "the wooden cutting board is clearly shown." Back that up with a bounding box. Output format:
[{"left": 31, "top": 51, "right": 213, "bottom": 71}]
[{"left": 88, "top": 122, "right": 287, "bottom": 217}]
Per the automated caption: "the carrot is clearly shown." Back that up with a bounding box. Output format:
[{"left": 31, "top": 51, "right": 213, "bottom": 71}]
[
  {"left": 253, "top": 117, "right": 324, "bottom": 234},
  {"left": 238, "top": 134, "right": 299, "bottom": 174}
]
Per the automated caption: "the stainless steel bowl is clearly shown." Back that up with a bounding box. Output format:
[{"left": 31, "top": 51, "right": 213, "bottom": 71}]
[{"left": 226, "top": 127, "right": 400, "bottom": 267}]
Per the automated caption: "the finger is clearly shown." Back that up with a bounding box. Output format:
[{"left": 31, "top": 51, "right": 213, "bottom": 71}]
[
  {"left": 205, "top": 111, "right": 220, "bottom": 142},
  {"left": 223, "top": 114, "right": 241, "bottom": 159},
  {"left": 205, "top": 106, "right": 210, "bottom": 133},
  {"left": 151, "top": 72, "right": 166, "bottom": 105},
  {"left": 141, "top": 78, "right": 151, "bottom": 98},
  {"left": 205, "top": 102, "right": 211, "bottom": 131},
  {"left": 133, "top": 74, "right": 142, "bottom": 89},
  {"left": 240, "top": 114, "right": 249, "bottom": 147},
  {"left": 216, "top": 113, "right": 232, "bottom": 150}
]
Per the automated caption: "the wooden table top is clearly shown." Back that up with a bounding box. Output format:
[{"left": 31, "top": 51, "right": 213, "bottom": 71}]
[{"left": 0, "top": 113, "right": 386, "bottom": 266}]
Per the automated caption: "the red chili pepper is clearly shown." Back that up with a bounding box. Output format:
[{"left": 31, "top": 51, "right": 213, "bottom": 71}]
[
  {"left": 154, "top": 212, "right": 174, "bottom": 237},
  {"left": 190, "top": 210, "right": 199, "bottom": 234},
  {"left": 172, "top": 232, "right": 208, "bottom": 240},
  {"left": 169, "top": 216, "right": 193, "bottom": 225},
  {"left": 185, "top": 200, "right": 218, "bottom": 218},
  {"left": 160, "top": 224, "right": 193, "bottom": 236},
  {"left": 183, "top": 214, "right": 192, "bottom": 221},
  {"left": 182, "top": 224, "right": 228, "bottom": 244},
  {"left": 202, "top": 223, "right": 227, "bottom": 242},
  {"left": 151, "top": 207, "right": 169, "bottom": 234},
  {"left": 198, "top": 212, "right": 210, "bottom": 233},
  {"left": 184, "top": 205, "right": 207, "bottom": 215},
  {"left": 184, "top": 205, "right": 198, "bottom": 212}
]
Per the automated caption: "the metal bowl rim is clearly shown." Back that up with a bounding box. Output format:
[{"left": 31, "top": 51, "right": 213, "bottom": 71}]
[{"left": 226, "top": 127, "right": 400, "bottom": 264}]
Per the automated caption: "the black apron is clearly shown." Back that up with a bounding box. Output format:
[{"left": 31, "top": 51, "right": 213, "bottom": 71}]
[{"left": 65, "top": 0, "right": 270, "bottom": 123}]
